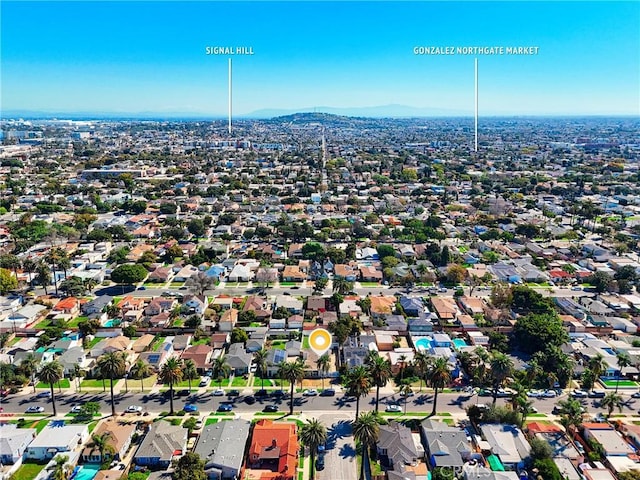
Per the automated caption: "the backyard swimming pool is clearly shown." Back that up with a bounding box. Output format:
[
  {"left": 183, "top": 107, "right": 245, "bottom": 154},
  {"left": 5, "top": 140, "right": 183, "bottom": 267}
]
[{"left": 414, "top": 338, "right": 433, "bottom": 351}]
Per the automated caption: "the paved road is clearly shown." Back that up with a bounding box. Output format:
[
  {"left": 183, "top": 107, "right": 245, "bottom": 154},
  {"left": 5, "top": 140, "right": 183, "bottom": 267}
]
[{"left": 2, "top": 389, "right": 636, "bottom": 417}]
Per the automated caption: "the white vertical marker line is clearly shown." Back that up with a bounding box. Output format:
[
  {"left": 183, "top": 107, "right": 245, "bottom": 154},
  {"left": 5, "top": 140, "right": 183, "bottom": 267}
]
[
  {"left": 474, "top": 57, "right": 478, "bottom": 152},
  {"left": 228, "top": 57, "right": 232, "bottom": 135}
]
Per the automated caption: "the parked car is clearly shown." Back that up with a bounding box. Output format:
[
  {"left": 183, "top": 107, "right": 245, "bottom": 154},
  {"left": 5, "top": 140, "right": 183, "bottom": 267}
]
[
  {"left": 385, "top": 404, "right": 402, "bottom": 413},
  {"left": 213, "top": 388, "right": 225, "bottom": 396},
  {"left": 26, "top": 406, "right": 44, "bottom": 413},
  {"left": 541, "top": 390, "right": 557, "bottom": 398},
  {"left": 36, "top": 391, "right": 51, "bottom": 398},
  {"left": 255, "top": 389, "right": 269, "bottom": 398},
  {"left": 125, "top": 405, "right": 143, "bottom": 413},
  {"left": 217, "top": 403, "right": 233, "bottom": 412},
  {"left": 195, "top": 417, "right": 204, "bottom": 429},
  {"left": 320, "top": 388, "right": 336, "bottom": 397},
  {"left": 631, "top": 391, "right": 640, "bottom": 399},
  {"left": 70, "top": 405, "right": 82, "bottom": 413},
  {"left": 302, "top": 389, "right": 318, "bottom": 396},
  {"left": 272, "top": 390, "right": 286, "bottom": 398},
  {"left": 244, "top": 395, "right": 256, "bottom": 405},
  {"left": 263, "top": 405, "right": 278, "bottom": 412},
  {"left": 184, "top": 404, "right": 198, "bottom": 412},
  {"left": 589, "top": 389, "right": 606, "bottom": 398},
  {"left": 227, "top": 389, "right": 240, "bottom": 397},
  {"left": 176, "top": 389, "right": 190, "bottom": 397},
  {"left": 571, "top": 389, "right": 589, "bottom": 398},
  {"left": 198, "top": 376, "right": 211, "bottom": 387}
]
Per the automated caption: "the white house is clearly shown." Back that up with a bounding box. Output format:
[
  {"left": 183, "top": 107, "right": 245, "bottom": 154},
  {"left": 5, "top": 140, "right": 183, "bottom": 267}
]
[{"left": 25, "top": 423, "right": 89, "bottom": 461}]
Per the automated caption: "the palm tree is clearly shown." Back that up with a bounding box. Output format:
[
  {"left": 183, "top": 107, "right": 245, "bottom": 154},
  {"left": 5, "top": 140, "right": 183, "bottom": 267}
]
[
  {"left": 35, "top": 261, "right": 51, "bottom": 295},
  {"left": 130, "top": 358, "right": 152, "bottom": 392},
  {"left": 97, "top": 352, "right": 125, "bottom": 416},
  {"left": 48, "top": 454, "right": 69, "bottom": 480},
  {"left": 588, "top": 353, "right": 606, "bottom": 381},
  {"left": 72, "top": 364, "right": 84, "bottom": 393},
  {"left": 253, "top": 348, "right": 269, "bottom": 390},
  {"left": 278, "top": 358, "right": 306, "bottom": 415},
  {"left": 183, "top": 359, "right": 199, "bottom": 392},
  {"left": 365, "top": 352, "right": 392, "bottom": 412},
  {"left": 22, "top": 257, "right": 37, "bottom": 287},
  {"left": 472, "top": 347, "right": 490, "bottom": 387},
  {"left": 316, "top": 354, "right": 330, "bottom": 390},
  {"left": 352, "top": 411, "right": 380, "bottom": 480},
  {"left": 489, "top": 352, "right": 513, "bottom": 405},
  {"left": 398, "top": 354, "right": 408, "bottom": 383},
  {"left": 90, "top": 432, "right": 115, "bottom": 463},
  {"left": 342, "top": 365, "right": 372, "bottom": 418},
  {"left": 332, "top": 277, "right": 353, "bottom": 295},
  {"left": 601, "top": 392, "right": 624, "bottom": 418},
  {"left": 159, "top": 357, "right": 183, "bottom": 414},
  {"left": 299, "top": 418, "right": 327, "bottom": 480},
  {"left": 398, "top": 383, "right": 413, "bottom": 414},
  {"left": 616, "top": 352, "right": 632, "bottom": 393},
  {"left": 412, "top": 351, "right": 430, "bottom": 392},
  {"left": 427, "top": 357, "right": 452, "bottom": 417},
  {"left": 556, "top": 398, "right": 585, "bottom": 439},
  {"left": 20, "top": 353, "right": 39, "bottom": 393},
  {"left": 37, "top": 360, "right": 63, "bottom": 416},
  {"left": 211, "top": 356, "right": 231, "bottom": 389}
]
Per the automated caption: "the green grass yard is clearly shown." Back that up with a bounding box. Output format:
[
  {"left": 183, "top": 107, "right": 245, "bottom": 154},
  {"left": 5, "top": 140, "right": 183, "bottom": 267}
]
[
  {"left": 601, "top": 379, "right": 639, "bottom": 388},
  {"left": 230, "top": 376, "right": 248, "bottom": 387},
  {"left": 67, "top": 316, "right": 89, "bottom": 328},
  {"left": 81, "top": 378, "right": 108, "bottom": 389},
  {"left": 11, "top": 462, "right": 46, "bottom": 480},
  {"left": 36, "top": 379, "right": 70, "bottom": 389}
]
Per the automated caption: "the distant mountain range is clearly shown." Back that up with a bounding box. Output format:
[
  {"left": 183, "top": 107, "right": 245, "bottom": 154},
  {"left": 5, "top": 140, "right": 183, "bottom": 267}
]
[{"left": 244, "top": 104, "right": 472, "bottom": 118}]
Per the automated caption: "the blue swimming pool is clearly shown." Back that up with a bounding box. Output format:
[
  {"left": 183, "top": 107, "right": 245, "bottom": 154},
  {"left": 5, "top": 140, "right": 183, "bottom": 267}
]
[
  {"left": 453, "top": 338, "right": 468, "bottom": 349},
  {"left": 103, "top": 319, "right": 121, "bottom": 328},
  {"left": 414, "top": 338, "right": 432, "bottom": 350},
  {"left": 72, "top": 464, "right": 100, "bottom": 480}
]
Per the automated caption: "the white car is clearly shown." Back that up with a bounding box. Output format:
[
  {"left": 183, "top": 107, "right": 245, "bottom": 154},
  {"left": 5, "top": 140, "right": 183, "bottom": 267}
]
[
  {"left": 212, "top": 388, "right": 225, "bottom": 396},
  {"left": 541, "top": 390, "right": 557, "bottom": 398},
  {"left": 70, "top": 405, "right": 82, "bottom": 413},
  {"left": 527, "top": 390, "right": 542, "bottom": 398},
  {"left": 303, "top": 389, "right": 318, "bottom": 396},
  {"left": 125, "top": 405, "right": 142, "bottom": 413},
  {"left": 385, "top": 404, "right": 402, "bottom": 413},
  {"left": 571, "top": 389, "right": 589, "bottom": 398},
  {"left": 26, "top": 406, "right": 44, "bottom": 413},
  {"left": 199, "top": 376, "right": 211, "bottom": 387}
]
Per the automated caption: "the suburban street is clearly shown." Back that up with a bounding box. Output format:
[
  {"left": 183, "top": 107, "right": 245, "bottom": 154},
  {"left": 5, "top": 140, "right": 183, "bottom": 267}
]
[{"left": 2, "top": 388, "right": 637, "bottom": 418}]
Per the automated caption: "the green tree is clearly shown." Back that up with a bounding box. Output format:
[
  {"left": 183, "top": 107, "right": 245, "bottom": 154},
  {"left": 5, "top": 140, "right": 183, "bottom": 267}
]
[
  {"left": 187, "top": 218, "right": 206, "bottom": 237},
  {"left": 365, "top": 352, "right": 392, "bottom": 413},
  {"left": 183, "top": 359, "right": 199, "bottom": 393},
  {"left": 20, "top": 353, "right": 39, "bottom": 393},
  {"left": 230, "top": 328, "right": 248, "bottom": 344},
  {"left": 487, "top": 331, "right": 510, "bottom": 354},
  {"left": 342, "top": 365, "right": 372, "bottom": 418},
  {"left": 278, "top": 358, "right": 306, "bottom": 415},
  {"left": 302, "top": 242, "right": 325, "bottom": 261},
  {"left": 352, "top": 411, "right": 380, "bottom": 480},
  {"left": 332, "top": 277, "right": 354, "bottom": 295},
  {"left": 587, "top": 271, "right": 613, "bottom": 293},
  {"left": 513, "top": 312, "right": 568, "bottom": 355},
  {"left": 159, "top": 357, "right": 183, "bottom": 414},
  {"left": 172, "top": 451, "right": 206, "bottom": 480},
  {"left": 37, "top": 360, "right": 63, "bottom": 416},
  {"left": 89, "top": 431, "right": 115, "bottom": 463},
  {"left": 253, "top": 348, "right": 269, "bottom": 390},
  {"left": 0, "top": 268, "right": 17, "bottom": 294},
  {"left": 615, "top": 352, "right": 632, "bottom": 393},
  {"left": 130, "top": 358, "right": 152, "bottom": 393},
  {"left": 78, "top": 401, "right": 101, "bottom": 420},
  {"left": 48, "top": 454, "right": 70, "bottom": 480},
  {"left": 97, "top": 352, "right": 125, "bottom": 416},
  {"left": 299, "top": 418, "right": 327, "bottom": 480},
  {"left": 428, "top": 357, "right": 452, "bottom": 416},
  {"left": 446, "top": 265, "right": 467, "bottom": 284},
  {"left": 601, "top": 392, "right": 624, "bottom": 418},
  {"left": 313, "top": 276, "right": 328, "bottom": 294},
  {"left": 556, "top": 398, "right": 585, "bottom": 438},
  {"left": 211, "top": 356, "right": 231, "bottom": 389},
  {"left": 110, "top": 263, "right": 148, "bottom": 285},
  {"left": 376, "top": 244, "right": 396, "bottom": 260},
  {"left": 489, "top": 352, "right": 513, "bottom": 405},
  {"left": 316, "top": 354, "right": 331, "bottom": 390}
]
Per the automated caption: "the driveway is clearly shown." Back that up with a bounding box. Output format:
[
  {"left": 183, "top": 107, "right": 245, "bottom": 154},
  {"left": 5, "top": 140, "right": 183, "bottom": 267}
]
[{"left": 318, "top": 414, "right": 357, "bottom": 480}]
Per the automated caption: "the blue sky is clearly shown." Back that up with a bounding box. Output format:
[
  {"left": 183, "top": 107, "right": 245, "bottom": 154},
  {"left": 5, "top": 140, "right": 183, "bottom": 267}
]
[{"left": 1, "top": 1, "right": 639, "bottom": 116}]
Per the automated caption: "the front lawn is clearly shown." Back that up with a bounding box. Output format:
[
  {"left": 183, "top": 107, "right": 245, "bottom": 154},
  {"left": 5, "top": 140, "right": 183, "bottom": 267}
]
[
  {"left": 302, "top": 336, "right": 310, "bottom": 349},
  {"left": 360, "top": 282, "right": 381, "bottom": 287},
  {"left": 19, "top": 419, "right": 50, "bottom": 433},
  {"left": 11, "top": 462, "right": 46, "bottom": 480},
  {"left": 230, "top": 376, "right": 248, "bottom": 387},
  {"left": 67, "top": 316, "right": 89, "bottom": 328},
  {"left": 34, "top": 319, "right": 53, "bottom": 329},
  {"left": 87, "top": 337, "right": 103, "bottom": 348},
  {"left": 36, "top": 379, "right": 70, "bottom": 389},
  {"left": 81, "top": 378, "right": 108, "bottom": 389},
  {"left": 151, "top": 336, "right": 167, "bottom": 352},
  {"left": 127, "top": 374, "right": 158, "bottom": 391}
]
